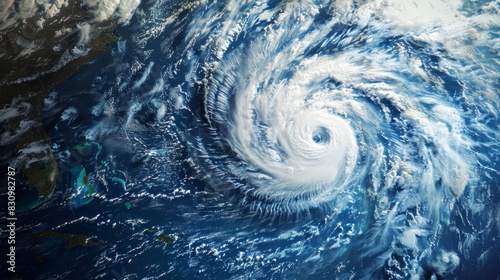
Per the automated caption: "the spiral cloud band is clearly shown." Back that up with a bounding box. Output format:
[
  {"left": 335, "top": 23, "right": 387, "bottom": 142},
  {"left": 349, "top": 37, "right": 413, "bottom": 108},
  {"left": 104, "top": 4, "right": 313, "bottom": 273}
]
[
  {"left": 160, "top": 0, "right": 499, "bottom": 277},
  {"left": 204, "top": 39, "right": 360, "bottom": 212},
  {"left": 189, "top": 0, "right": 491, "bottom": 217}
]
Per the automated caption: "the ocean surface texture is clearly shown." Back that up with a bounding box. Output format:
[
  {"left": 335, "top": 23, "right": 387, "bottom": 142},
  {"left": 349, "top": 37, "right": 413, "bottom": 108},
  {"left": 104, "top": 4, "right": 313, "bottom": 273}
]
[{"left": 0, "top": 0, "right": 499, "bottom": 279}]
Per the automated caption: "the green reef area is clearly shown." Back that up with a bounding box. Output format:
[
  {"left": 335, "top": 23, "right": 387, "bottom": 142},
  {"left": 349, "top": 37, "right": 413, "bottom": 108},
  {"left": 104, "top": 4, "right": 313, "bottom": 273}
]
[
  {"left": 0, "top": 1, "right": 119, "bottom": 200},
  {"left": 70, "top": 165, "right": 97, "bottom": 208}
]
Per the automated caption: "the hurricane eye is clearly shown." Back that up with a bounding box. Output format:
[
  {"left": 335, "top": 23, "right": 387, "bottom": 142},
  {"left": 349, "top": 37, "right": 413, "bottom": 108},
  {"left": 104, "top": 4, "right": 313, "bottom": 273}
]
[{"left": 312, "top": 127, "right": 330, "bottom": 144}]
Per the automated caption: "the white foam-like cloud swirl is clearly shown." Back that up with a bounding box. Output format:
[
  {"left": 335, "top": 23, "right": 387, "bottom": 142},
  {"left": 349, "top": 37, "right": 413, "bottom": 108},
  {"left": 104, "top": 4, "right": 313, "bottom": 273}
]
[
  {"left": 202, "top": 26, "right": 367, "bottom": 213},
  {"left": 192, "top": 0, "right": 498, "bottom": 219},
  {"left": 229, "top": 75, "right": 358, "bottom": 198}
]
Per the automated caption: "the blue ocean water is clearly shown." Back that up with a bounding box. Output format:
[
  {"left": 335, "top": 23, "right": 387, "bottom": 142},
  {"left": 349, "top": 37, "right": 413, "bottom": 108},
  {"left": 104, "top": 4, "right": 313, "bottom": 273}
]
[{"left": 9, "top": 0, "right": 500, "bottom": 279}]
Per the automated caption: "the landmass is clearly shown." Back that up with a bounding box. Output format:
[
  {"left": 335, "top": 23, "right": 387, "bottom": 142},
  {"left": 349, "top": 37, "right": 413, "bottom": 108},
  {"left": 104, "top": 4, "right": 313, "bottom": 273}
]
[
  {"left": 27, "top": 230, "right": 103, "bottom": 249},
  {"left": 0, "top": 0, "right": 120, "bottom": 200}
]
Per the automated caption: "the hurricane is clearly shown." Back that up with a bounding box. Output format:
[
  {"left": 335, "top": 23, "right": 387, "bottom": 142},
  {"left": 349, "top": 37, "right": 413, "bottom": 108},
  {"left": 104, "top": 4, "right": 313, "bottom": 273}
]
[
  {"left": 164, "top": 1, "right": 498, "bottom": 278},
  {"left": 196, "top": 29, "right": 363, "bottom": 214},
  {"left": 2, "top": 0, "right": 499, "bottom": 279}
]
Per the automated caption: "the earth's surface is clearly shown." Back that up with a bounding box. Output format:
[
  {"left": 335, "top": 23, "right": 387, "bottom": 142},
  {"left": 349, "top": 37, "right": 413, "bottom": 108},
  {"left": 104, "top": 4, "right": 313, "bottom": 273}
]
[{"left": 1, "top": 0, "right": 499, "bottom": 279}]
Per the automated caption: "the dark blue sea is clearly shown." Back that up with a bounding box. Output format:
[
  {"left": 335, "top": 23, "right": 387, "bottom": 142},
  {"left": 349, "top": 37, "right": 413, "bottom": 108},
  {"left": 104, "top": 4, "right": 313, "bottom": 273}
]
[{"left": 4, "top": 0, "right": 500, "bottom": 279}]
